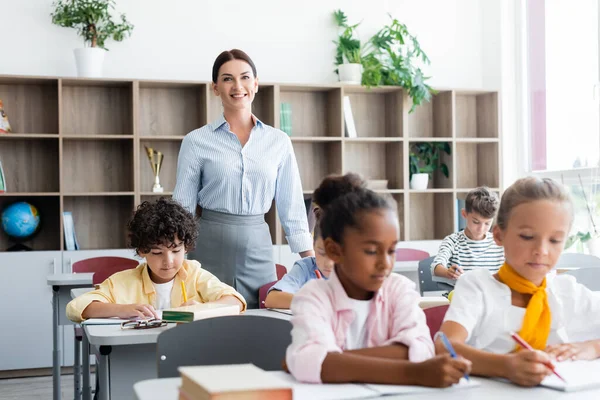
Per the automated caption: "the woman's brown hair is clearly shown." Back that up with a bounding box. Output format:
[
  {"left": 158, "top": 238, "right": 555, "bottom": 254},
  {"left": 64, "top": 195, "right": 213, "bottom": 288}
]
[{"left": 212, "top": 49, "right": 257, "bottom": 83}]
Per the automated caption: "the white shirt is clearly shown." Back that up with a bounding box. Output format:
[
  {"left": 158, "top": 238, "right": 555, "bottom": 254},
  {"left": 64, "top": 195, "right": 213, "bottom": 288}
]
[
  {"left": 153, "top": 279, "right": 174, "bottom": 310},
  {"left": 345, "top": 298, "right": 373, "bottom": 350},
  {"left": 444, "top": 269, "right": 600, "bottom": 353}
]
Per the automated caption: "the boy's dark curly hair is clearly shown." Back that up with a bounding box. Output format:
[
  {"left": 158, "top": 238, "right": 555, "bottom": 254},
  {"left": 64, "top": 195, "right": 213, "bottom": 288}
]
[
  {"left": 128, "top": 198, "right": 198, "bottom": 254},
  {"left": 314, "top": 173, "right": 397, "bottom": 244}
]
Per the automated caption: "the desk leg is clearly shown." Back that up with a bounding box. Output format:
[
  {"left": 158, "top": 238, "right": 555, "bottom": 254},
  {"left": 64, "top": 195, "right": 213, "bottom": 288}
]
[
  {"left": 52, "top": 285, "right": 61, "bottom": 400},
  {"left": 98, "top": 346, "right": 112, "bottom": 400},
  {"left": 82, "top": 332, "right": 91, "bottom": 400}
]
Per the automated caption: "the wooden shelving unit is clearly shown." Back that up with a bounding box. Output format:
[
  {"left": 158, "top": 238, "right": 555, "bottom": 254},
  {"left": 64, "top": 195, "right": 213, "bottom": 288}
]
[{"left": 0, "top": 76, "right": 501, "bottom": 250}]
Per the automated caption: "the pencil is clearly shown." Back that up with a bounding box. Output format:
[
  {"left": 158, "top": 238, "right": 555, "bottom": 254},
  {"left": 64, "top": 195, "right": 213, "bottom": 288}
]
[
  {"left": 436, "top": 332, "right": 470, "bottom": 381},
  {"left": 181, "top": 280, "right": 188, "bottom": 303},
  {"left": 510, "top": 332, "right": 567, "bottom": 383}
]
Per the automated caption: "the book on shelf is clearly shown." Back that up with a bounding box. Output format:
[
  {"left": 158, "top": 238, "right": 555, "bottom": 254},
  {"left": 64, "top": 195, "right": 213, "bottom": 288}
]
[
  {"left": 304, "top": 195, "right": 317, "bottom": 235},
  {"left": 178, "top": 364, "right": 292, "bottom": 400},
  {"left": 456, "top": 198, "right": 466, "bottom": 231},
  {"left": 343, "top": 96, "right": 357, "bottom": 138},
  {"left": 160, "top": 302, "right": 240, "bottom": 323},
  {"left": 279, "top": 102, "right": 292, "bottom": 136},
  {"left": 0, "top": 100, "right": 11, "bottom": 134},
  {"left": 62, "top": 211, "right": 80, "bottom": 251},
  {"left": 0, "top": 160, "right": 6, "bottom": 193}
]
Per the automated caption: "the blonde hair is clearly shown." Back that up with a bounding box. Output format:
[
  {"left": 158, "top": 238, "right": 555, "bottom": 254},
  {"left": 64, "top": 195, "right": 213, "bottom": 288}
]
[{"left": 496, "top": 177, "right": 573, "bottom": 230}]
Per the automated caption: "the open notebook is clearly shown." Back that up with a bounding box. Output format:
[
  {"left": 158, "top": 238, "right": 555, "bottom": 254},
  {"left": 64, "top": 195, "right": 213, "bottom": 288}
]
[
  {"left": 541, "top": 359, "right": 600, "bottom": 392},
  {"left": 366, "top": 377, "right": 480, "bottom": 395}
]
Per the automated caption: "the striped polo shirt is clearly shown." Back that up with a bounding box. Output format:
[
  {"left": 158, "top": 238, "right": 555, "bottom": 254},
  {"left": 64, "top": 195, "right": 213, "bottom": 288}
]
[{"left": 431, "top": 231, "right": 505, "bottom": 272}]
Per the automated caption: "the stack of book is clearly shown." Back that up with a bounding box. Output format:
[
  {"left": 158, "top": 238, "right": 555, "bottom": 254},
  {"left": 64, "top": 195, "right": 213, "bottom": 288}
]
[
  {"left": 178, "top": 364, "right": 292, "bottom": 400},
  {"left": 161, "top": 303, "right": 240, "bottom": 323},
  {"left": 279, "top": 103, "right": 292, "bottom": 136}
]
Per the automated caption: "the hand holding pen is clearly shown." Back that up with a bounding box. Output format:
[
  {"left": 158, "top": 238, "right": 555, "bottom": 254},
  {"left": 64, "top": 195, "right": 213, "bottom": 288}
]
[{"left": 510, "top": 332, "right": 567, "bottom": 384}]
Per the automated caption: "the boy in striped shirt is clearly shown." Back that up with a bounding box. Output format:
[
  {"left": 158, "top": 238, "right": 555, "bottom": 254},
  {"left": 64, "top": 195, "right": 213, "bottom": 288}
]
[{"left": 432, "top": 187, "right": 504, "bottom": 280}]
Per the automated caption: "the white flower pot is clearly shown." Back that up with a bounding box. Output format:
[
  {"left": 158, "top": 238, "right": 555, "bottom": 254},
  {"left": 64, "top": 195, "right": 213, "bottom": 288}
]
[
  {"left": 410, "top": 173, "right": 429, "bottom": 190},
  {"left": 338, "top": 63, "right": 362, "bottom": 84},
  {"left": 74, "top": 48, "right": 106, "bottom": 78},
  {"left": 586, "top": 237, "right": 600, "bottom": 257}
]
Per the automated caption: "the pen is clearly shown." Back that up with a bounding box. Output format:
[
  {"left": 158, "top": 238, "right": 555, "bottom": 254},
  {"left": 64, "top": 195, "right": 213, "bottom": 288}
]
[
  {"left": 436, "top": 332, "right": 470, "bottom": 381},
  {"left": 510, "top": 332, "right": 567, "bottom": 383},
  {"left": 315, "top": 270, "right": 322, "bottom": 279},
  {"left": 181, "top": 281, "right": 188, "bottom": 303}
]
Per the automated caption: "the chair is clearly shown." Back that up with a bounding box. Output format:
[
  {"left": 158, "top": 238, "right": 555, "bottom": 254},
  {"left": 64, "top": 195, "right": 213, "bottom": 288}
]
[
  {"left": 157, "top": 315, "right": 293, "bottom": 378},
  {"left": 555, "top": 253, "right": 600, "bottom": 270},
  {"left": 396, "top": 248, "right": 429, "bottom": 262},
  {"left": 423, "top": 305, "right": 449, "bottom": 339},
  {"left": 259, "top": 264, "right": 287, "bottom": 309},
  {"left": 418, "top": 256, "right": 453, "bottom": 296},
  {"left": 71, "top": 256, "right": 138, "bottom": 400}
]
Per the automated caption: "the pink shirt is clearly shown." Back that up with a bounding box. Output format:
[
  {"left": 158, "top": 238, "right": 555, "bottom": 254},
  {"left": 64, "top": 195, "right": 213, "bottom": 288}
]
[{"left": 286, "top": 268, "right": 434, "bottom": 383}]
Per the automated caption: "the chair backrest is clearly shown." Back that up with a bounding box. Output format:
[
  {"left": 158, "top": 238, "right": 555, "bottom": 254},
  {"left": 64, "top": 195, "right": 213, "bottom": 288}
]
[
  {"left": 556, "top": 253, "right": 600, "bottom": 270},
  {"left": 157, "top": 315, "right": 292, "bottom": 378},
  {"left": 564, "top": 268, "right": 600, "bottom": 291},
  {"left": 276, "top": 263, "right": 287, "bottom": 280},
  {"left": 418, "top": 256, "right": 438, "bottom": 296},
  {"left": 396, "top": 248, "right": 430, "bottom": 262},
  {"left": 259, "top": 281, "right": 278, "bottom": 309},
  {"left": 72, "top": 256, "right": 139, "bottom": 285},
  {"left": 423, "top": 304, "right": 449, "bottom": 340}
]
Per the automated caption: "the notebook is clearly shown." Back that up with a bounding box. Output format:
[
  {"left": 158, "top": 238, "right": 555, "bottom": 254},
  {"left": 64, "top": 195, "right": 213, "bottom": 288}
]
[
  {"left": 81, "top": 318, "right": 133, "bottom": 325},
  {"left": 365, "top": 377, "right": 481, "bottom": 395},
  {"left": 541, "top": 359, "right": 600, "bottom": 392},
  {"left": 179, "top": 364, "right": 292, "bottom": 400},
  {"left": 161, "top": 303, "right": 240, "bottom": 323}
]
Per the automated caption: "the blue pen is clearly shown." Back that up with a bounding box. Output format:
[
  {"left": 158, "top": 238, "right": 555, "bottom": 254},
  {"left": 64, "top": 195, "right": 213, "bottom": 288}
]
[{"left": 436, "top": 332, "right": 470, "bottom": 381}]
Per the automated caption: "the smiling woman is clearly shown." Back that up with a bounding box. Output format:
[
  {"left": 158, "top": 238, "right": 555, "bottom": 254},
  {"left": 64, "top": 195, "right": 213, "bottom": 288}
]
[{"left": 173, "top": 49, "right": 314, "bottom": 309}]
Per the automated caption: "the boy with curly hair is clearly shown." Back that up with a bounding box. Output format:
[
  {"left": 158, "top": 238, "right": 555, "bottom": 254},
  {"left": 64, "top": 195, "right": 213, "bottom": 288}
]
[{"left": 67, "top": 198, "right": 246, "bottom": 322}]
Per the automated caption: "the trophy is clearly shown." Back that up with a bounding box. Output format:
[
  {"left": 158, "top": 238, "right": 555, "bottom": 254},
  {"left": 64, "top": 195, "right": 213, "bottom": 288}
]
[{"left": 145, "top": 146, "right": 164, "bottom": 193}]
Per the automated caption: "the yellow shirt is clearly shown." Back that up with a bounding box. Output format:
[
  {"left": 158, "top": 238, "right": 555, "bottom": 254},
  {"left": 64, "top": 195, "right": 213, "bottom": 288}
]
[{"left": 66, "top": 260, "right": 247, "bottom": 322}]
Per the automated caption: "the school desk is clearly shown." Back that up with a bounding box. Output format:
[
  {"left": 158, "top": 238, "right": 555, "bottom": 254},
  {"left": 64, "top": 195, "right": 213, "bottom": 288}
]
[
  {"left": 46, "top": 273, "right": 94, "bottom": 400},
  {"left": 132, "top": 375, "right": 600, "bottom": 400},
  {"left": 80, "top": 309, "right": 290, "bottom": 400}
]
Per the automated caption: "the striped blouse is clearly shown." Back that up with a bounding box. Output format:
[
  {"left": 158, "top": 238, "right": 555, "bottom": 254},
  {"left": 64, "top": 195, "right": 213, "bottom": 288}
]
[
  {"left": 430, "top": 231, "right": 505, "bottom": 272},
  {"left": 173, "top": 114, "right": 312, "bottom": 253}
]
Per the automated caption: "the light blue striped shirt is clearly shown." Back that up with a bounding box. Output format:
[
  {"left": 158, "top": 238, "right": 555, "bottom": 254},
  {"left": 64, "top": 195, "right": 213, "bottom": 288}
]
[{"left": 173, "top": 114, "right": 312, "bottom": 253}]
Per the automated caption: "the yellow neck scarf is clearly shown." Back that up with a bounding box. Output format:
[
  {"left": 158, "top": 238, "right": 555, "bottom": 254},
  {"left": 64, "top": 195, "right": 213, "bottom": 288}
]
[{"left": 497, "top": 263, "right": 551, "bottom": 350}]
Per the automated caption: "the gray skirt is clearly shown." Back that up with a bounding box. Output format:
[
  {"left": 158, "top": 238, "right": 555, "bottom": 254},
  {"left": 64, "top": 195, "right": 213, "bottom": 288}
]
[{"left": 189, "top": 209, "right": 275, "bottom": 309}]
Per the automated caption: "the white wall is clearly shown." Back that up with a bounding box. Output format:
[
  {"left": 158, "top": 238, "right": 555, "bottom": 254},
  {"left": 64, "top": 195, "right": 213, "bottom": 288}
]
[{"left": 1, "top": 0, "right": 499, "bottom": 89}]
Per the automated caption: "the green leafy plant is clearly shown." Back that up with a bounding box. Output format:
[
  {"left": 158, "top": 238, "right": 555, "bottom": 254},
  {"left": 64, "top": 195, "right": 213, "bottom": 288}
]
[
  {"left": 566, "top": 174, "right": 599, "bottom": 251},
  {"left": 332, "top": 10, "right": 362, "bottom": 65},
  {"left": 51, "top": 0, "right": 133, "bottom": 50},
  {"left": 332, "top": 10, "right": 434, "bottom": 112},
  {"left": 409, "top": 142, "right": 451, "bottom": 178}
]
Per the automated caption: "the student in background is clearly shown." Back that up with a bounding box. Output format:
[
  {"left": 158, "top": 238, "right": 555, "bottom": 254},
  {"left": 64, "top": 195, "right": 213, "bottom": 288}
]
[
  {"left": 432, "top": 186, "right": 504, "bottom": 280},
  {"left": 285, "top": 173, "right": 471, "bottom": 387},
  {"left": 66, "top": 198, "right": 246, "bottom": 323},
  {"left": 264, "top": 175, "right": 367, "bottom": 309},
  {"left": 436, "top": 177, "right": 600, "bottom": 387}
]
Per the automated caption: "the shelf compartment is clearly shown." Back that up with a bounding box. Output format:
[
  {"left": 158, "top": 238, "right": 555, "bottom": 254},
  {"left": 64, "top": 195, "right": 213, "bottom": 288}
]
[
  {"left": 61, "top": 81, "right": 133, "bottom": 136},
  {"left": 62, "top": 139, "right": 134, "bottom": 193},
  {"left": 344, "top": 142, "right": 403, "bottom": 190},
  {"left": 0, "top": 195, "right": 60, "bottom": 251},
  {"left": 391, "top": 193, "right": 405, "bottom": 241},
  {"left": 408, "top": 91, "right": 453, "bottom": 138},
  {"left": 456, "top": 142, "right": 499, "bottom": 189},
  {"left": 139, "top": 139, "right": 182, "bottom": 194},
  {"left": 0, "top": 137, "right": 59, "bottom": 192},
  {"left": 408, "top": 141, "right": 453, "bottom": 189},
  {"left": 455, "top": 92, "right": 499, "bottom": 138},
  {"left": 0, "top": 77, "right": 59, "bottom": 134},
  {"left": 139, "top": 82, "right": 207, "bottom": 137},
  {"left": 280, "top": 87, "right": 342, "bottom": 137},
  {"left": 63, "top": 195, "right": 134, "bottom": 250},
  {"left": 294, "top": 141, "right": 342, "bottom": 192},
  {"left": 408, "top": 192, "right": 455, "bottom": 240},
  {"left": 344, "top": 88, "right": 404, "bottom": 138}
]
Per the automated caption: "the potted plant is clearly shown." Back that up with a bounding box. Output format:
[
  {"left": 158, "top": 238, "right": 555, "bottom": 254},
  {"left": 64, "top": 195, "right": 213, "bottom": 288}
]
[
  {"left": 51, "top": 0, "right": 133, "bottom": 77},
  {"left": 565, "top": 174, "right": 600, "bottom": 255},
  {"left": 333, "top": 10, "right": 363, "bottom": 84},
  {"left": 409, "top": 142, "right": 451, "bottom": 190},
  {"left": 332, "top": 10, "right": 434, "bottom": 111}
]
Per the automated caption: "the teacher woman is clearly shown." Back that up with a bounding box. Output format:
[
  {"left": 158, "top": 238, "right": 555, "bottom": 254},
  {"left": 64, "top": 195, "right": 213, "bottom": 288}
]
[{"left": 173, "top": 49, "right": 314, "bottom": 309}]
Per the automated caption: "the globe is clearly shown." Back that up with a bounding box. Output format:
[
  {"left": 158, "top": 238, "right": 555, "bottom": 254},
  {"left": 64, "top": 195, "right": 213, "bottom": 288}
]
[{"left": 1, "top": 202, "right": 40, "bottom": 239}]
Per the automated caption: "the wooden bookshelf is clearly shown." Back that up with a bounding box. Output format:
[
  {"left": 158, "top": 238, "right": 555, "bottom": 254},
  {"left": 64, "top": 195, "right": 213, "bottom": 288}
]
[{"left": 0, "top": 76, "right": 501, "bottom": 250}]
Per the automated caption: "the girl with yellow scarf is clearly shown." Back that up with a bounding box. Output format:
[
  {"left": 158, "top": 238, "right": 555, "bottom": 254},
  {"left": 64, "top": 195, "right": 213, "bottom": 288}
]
[{"left": 435, "top": 177, "right": 600, "bottom": 387}]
